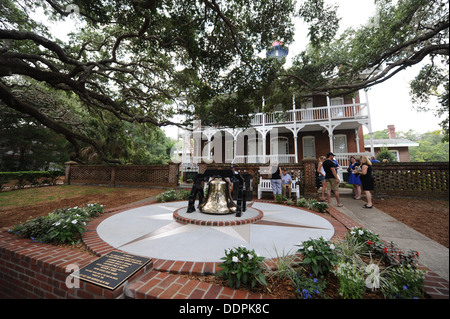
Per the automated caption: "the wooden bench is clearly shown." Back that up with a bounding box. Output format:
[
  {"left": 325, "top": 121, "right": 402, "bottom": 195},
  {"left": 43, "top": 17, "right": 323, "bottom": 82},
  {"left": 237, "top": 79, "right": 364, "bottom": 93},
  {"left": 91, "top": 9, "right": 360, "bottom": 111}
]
[{"left": 257, "top": 177, "right": 300, "bottom": 199}]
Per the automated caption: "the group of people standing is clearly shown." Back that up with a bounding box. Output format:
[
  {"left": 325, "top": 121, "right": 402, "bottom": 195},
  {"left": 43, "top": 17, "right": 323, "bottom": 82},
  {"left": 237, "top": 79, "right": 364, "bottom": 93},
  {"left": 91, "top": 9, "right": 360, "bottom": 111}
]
[
  {"left": 317, "top": 152, "right": 375, "bottom": 208},
  {"left": 267, "top": 153, "right": 376, "bottom": 208}
]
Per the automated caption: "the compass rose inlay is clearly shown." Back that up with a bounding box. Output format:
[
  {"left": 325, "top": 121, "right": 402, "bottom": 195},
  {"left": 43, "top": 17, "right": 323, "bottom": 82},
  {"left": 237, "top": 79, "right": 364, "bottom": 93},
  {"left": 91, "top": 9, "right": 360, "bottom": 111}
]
[{"left": 96, "top": 201, "right": 335, "bottom": 262}]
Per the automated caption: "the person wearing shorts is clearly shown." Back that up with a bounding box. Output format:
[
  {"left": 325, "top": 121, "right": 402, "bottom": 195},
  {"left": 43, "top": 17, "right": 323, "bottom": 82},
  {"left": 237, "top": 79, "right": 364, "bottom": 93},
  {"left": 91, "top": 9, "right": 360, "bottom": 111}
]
[
  {"left": 322, "top": 152, "right": 343, "bottom": 207},
  {"left": 270, "top": 164, "right": 282, "bottom": 200}
]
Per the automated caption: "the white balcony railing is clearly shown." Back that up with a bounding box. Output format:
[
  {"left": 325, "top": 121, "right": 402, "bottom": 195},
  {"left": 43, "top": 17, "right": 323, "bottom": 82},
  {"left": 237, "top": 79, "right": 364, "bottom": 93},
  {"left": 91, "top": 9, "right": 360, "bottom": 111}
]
[
  {"left": 234, "top": 154, "right": 296, "bottom": 164},
  {"left": 250, "top": 103, "right": 368, "bottom": 126}
]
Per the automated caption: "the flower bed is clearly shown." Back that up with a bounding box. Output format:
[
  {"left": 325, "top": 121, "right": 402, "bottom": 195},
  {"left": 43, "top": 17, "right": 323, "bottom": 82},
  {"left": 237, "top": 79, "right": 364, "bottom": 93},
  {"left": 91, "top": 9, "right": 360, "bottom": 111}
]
[
  {"left": 8, "top": 203, "right": 104, "bottom": 245},
  {"left": 214, "top": 227, "right": 428, "bottom": 299},
  {"left": 6, "top": 200, "right": 431, "bottom": 299}
]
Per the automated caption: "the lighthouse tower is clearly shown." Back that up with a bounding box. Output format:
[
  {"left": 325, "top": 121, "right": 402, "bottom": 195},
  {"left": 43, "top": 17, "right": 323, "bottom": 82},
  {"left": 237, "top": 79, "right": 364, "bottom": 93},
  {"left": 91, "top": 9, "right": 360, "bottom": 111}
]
[{"left": 266, "top": 40, "right": 289, "bottom": 59}]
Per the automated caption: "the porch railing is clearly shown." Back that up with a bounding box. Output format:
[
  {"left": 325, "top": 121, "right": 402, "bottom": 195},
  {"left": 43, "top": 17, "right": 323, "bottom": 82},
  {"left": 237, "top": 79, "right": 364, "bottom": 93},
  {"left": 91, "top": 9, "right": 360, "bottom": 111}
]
[
  {"left": 250, "top": 103, "right": 369, "bottom": 126},
  {"left": 334, "top": 152, "right": 372, "bottom": 168},
  {"left": 234, "top": 154, "right": 296, "bottom": 164},
  {"left": 193, "top": 153, "right": 371, "bottom": 166}
]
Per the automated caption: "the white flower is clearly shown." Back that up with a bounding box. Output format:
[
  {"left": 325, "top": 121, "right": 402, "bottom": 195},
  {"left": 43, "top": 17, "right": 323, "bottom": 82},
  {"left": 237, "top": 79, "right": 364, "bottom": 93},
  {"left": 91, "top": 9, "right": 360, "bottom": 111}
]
[
  {"left": 365, "top": 264, "right": 380, "bottom": 289},
  {"left": 307, "top": 246, "right": 314, "bottom": 252},
  {"left": 53, "top": 222, "right": 60, "bottom": 226},
  {"left": 329, "top": 244, "right": 335, "bottom": 250},
  {"left": 358, "top": 230, "right": 364, "bottom": 235},
  {"left": 350, "top": 231, "right": 355, "bottom": 235},
  {"left": 71, "top": 220, "right": 78, "bottom": 224},
  {"left": 248, "top": 254, "right": 253, "bottom": 260},
  {"left": 232, "top": 256, "right": 239, "bottom": 263}
]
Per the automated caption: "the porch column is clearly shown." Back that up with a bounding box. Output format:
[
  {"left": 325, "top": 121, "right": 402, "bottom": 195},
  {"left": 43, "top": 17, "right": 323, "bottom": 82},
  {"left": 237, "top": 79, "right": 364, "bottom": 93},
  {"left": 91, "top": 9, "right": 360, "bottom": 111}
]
[
  {"left": 365, "top": 91, "right": 375, "bottom": 155},
  {"left": 233, "top": 135, "right": 237, "bottom": 163},
  {"left": 329, "top": 133, "right": 334, "bottom": 153},
  {"left": 326, "top": 95, "right": 334, "bottom": 152},
  {"left": 355, "top": 128, "right": 360, "bottom": 153},
  {"left": 207, "top": 135, "right": 212, "bottom": 163},
  {"left": 292, "top": 94, "right": 299, "bottom": 163},
  {"left": 257, "top": 128, "right": 270, "bottom": 164},
  {"left": 262, "top": 135, "right": 267, "bottom": 163},
  {"left": 293, "top": 135, "right": 298, "bottom": 163},
  {"left": 286, "top": 126, "right": 304, "bottom": 163}
]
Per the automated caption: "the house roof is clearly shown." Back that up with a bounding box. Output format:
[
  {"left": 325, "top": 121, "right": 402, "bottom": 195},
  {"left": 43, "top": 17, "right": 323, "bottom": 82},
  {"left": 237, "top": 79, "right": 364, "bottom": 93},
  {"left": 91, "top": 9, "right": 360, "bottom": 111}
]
[{"left": 364, "top": 138, "right": 419, "bottom": 148}]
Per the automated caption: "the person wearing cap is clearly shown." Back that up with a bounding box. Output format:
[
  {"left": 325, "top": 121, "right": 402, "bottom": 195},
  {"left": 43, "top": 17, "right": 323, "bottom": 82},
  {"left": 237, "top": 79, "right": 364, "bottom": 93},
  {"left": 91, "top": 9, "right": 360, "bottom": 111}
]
[{"left": 322, "top": 152, "right": 343, "bottom": 207}]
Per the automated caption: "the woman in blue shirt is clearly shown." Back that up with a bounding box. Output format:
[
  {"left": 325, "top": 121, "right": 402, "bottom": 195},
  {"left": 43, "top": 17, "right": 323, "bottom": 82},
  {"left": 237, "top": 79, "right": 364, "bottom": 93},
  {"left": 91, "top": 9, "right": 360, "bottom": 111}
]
[{"left": 348, "top": 156, "right": 362, "bottom": 200}]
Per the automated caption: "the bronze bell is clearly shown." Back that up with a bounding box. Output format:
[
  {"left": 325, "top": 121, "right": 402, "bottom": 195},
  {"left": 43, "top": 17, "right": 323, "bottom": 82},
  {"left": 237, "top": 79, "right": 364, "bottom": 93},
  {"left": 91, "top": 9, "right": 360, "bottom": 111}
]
[{"left": 199, "top": 179, "right": 237, "bottom": 215}]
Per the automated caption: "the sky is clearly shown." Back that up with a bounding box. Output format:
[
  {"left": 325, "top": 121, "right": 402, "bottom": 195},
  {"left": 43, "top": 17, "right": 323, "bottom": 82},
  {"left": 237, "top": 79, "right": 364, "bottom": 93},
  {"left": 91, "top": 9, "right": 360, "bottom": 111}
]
[{"left": 37, "top": 1, "right": 443, "bottom": 138}]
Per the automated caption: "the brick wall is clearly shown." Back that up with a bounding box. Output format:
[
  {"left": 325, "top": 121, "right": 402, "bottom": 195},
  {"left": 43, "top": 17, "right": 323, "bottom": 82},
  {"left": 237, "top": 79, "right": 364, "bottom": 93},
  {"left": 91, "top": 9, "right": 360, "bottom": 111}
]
[
  {"left": 372, "top": 162, "right": 449, "bottom": 198},
  {"left": 0, "top": 229, "right": 152, "bottom": 298},
  {"left": 198, "top": 161, "right": 449, "bottom": 198},
  {"left": 65, "top": 163, "right": 180, "bottom": 187}
]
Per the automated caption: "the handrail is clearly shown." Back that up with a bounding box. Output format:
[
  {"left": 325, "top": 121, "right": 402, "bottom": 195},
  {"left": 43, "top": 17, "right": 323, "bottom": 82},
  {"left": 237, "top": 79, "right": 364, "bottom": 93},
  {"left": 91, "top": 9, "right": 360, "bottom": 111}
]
[{"left": 250, "top": 103, "right": 368, "bottom": 126}]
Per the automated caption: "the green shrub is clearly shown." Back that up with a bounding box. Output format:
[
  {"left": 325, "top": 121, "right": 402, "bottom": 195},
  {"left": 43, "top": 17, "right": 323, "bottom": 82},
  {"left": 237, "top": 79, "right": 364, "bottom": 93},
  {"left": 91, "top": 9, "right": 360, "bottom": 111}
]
[
  {"left": 382, "top": 264, "right": 426, "bottom": 299},
  {"left": 310, "top": 201, "right": 329, "bottom": 213},
  {"left": 10, "top": 216, "right": 54, "bottom": 242},
  {"left": 275, "top": 194, "right": 284, "bottom": 203},
  {"left": 297, "top": 237, "right": 338, "bottom": 276},
  {"left": 347, "top": 227, "right": 382, "bottom": 251},
  {"left": 0, "top": 175, "right": 10, "bottom": 191},
  {"left": 0, "top": 171, "right": 64, "bottom": 190},
  {"left": 296, "top": 198, "right": 307, "bottom": 207},
  {"left": 294, "top": 198, "right": 328, "bottom": 213},
  {"left": 216, "top": 246, "right": 267, "bottom": 289},
  {"left": 177, "top": 189, "right": 191, "bottom": 200},
  {"left": 376, "top": 147, "right": 397, "bottom": 162},
  {"left": 333, "top": 260, "right": 366, "bottom": 299},
  {"left": 9, "top": 203, "right": 104, "bottom": 245},
  {"left": 156, "top": 189, "right": 191, "bottom": 202}
]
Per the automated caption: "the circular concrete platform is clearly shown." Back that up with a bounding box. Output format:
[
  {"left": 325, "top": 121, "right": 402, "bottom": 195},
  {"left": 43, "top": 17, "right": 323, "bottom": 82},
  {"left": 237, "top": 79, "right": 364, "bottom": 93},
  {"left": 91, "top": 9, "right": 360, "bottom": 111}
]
[{"left": 96, "top": 201, "right": 335, "bottom": 262}]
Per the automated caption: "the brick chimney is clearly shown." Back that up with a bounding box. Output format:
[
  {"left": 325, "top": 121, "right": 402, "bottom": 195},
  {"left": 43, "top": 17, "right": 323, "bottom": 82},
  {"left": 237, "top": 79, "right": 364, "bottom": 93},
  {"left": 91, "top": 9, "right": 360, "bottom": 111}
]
[{"left": 387, "top": 125, "right": 396, "bottom": 139}]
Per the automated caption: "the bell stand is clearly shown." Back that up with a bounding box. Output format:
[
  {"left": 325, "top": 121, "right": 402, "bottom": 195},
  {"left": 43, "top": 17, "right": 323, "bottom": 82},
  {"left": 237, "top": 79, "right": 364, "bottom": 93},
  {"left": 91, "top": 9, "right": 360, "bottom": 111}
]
[{"left": 186, "top": 169, "right": 247, "bottom": 217}]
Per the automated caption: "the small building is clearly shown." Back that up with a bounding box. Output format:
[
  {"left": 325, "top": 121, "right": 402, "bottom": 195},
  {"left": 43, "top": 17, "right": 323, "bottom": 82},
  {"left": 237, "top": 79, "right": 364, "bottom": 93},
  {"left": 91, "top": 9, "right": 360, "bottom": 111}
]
[{"left": 364, "top": 125, "right": 419, "bottom": 162}]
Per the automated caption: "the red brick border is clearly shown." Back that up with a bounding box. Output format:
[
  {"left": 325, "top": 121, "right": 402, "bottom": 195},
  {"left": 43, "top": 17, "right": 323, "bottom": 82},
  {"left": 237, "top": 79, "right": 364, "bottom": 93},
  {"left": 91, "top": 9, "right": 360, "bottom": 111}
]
[{"left": 173, "top": 207, "right": 264, "bottom": 226}]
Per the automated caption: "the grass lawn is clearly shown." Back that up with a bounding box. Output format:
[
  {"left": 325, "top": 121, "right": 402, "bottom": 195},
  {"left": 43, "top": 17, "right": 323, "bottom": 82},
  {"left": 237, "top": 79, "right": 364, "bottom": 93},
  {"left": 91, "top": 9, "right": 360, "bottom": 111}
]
[
  {"left": 0, "top": 185, "right": 166, "bottom": 228},
  {"left": 0, "top": 185, "right": 117, "bottom": 208}
]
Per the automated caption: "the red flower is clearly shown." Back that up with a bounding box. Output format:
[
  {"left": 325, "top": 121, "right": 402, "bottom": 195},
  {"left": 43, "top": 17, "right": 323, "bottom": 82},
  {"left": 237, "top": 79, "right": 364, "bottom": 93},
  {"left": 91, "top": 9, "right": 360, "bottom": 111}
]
[
  {"left": 367, "top": 240, "right": 373, "bottom": 245},
  {"left": 383, "top": 247, "right": 388, "bottom": 254}
]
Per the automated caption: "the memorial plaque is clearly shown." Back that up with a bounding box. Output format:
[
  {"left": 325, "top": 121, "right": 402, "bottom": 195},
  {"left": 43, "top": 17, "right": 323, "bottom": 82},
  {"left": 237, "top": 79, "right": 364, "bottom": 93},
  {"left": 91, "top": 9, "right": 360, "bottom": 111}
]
[{"left": 71, "top": 251, "right": 152, "bottom": 290}]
